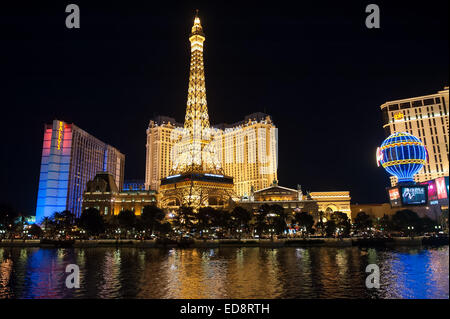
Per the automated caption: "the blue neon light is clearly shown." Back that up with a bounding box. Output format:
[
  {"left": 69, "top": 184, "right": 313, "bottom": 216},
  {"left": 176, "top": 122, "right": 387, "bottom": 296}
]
[{"left": 378, "top": 132, "right": 427, "bottom": 183}]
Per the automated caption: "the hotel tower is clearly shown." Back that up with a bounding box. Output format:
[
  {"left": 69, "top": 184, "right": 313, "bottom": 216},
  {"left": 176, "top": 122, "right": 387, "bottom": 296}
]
[
  {"left": 35, "top": 120, "right": 125, "bottom": 222},
  {"left": 380, "top": 87, "right": 449, "bottom": 186}
]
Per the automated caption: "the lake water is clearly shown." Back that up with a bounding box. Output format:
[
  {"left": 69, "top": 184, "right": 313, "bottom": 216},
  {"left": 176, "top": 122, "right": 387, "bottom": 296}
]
[{"left": 0, "top": 246, "right": 448, "bottom": 299}]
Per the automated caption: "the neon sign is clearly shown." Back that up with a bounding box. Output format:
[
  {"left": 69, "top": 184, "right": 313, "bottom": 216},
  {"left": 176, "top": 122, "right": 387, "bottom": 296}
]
[
  {"left": 389, "top": 188, "right": 400, "bottom": 200},
  {"left": 57, "top": 121, "right": 63, "bottom": 150},
  {"left": 376, "top": 147, "right": 383, "bottom": 167},
  {"left": 436, "top": 177, "right": 447, "bottom": 200},
  {"left": 393, "top": 112, "right": 404, "bottom": 120}
]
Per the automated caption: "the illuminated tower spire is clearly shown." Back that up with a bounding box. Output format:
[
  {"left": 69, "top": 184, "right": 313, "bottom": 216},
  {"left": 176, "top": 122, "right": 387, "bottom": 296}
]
[
  {"left": 185, "top": 10, "right": 209, "bottom": 132},
  {"left": 172, "top": 11, "right": 222, "bottom": 174}
]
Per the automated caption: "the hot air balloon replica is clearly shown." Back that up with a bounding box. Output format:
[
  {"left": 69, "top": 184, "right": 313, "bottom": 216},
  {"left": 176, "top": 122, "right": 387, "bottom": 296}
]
[{"left": 377, "top": 132, "right": 427, "bottom": 184}]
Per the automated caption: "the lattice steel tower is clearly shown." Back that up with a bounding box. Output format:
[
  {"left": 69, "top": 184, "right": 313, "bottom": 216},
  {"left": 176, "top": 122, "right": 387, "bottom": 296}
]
[
  {"left": 171, "top": 11, "right": 222, "bottom": 175},
  {"left": 160, "top": 11, "right": 234, "bottom": 209}
]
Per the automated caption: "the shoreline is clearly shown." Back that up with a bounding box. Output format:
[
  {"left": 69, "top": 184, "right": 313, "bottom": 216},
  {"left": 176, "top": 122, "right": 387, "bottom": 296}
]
[{"left": 0, "top": 236, "right": 448, "bottom": 248}]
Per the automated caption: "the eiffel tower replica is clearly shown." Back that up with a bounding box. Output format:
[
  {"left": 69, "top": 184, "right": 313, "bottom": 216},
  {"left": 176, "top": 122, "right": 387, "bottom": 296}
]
[{"left": 159, "top": 11, "right": 235, "bottom": 210}]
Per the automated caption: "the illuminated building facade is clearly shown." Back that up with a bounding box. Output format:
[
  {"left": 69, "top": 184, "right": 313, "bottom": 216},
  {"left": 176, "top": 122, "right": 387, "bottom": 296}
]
[
  {"left": 82, "top": 172, "right": 157, "bottom": 216},
  {"left": 123, "top": 180, "right": 146, "bottom": 191},
  {"left": 213, "top": 113, "right": 278, "bottom": 198},
  {"left": 158, "top": 12, "right": 234, "bottom": 209},
  {"left": 380, "top": 87, "right": 449, "bottom": 186},
  {"left": 35, "top": 120, "right": 125, "bottom": 222},
  {"left": 240, "top": 181, "right": 351, "bottom": 220},
  {"left": 309, "top": 191, "right": 352, "bottom": 218},
  {"left": 145, "top": 116, "right": 182, "bottom": 191},
  {"left": 145, "top": 113, "right": 278, "bottom": 198},
  {"left": 376, "top": 132, "right": 427, "bottom": 183}
]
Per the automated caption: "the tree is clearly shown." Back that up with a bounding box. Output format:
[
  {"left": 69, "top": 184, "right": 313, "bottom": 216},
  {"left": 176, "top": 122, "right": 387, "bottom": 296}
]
[
  {"left": 79, "top": 208, "right": 105, "bottom": 236},
  {"left": 51, "top": 210, "right": 75, "bottom": 235},
  {"left": 231, "top": 206, "right": 252, "bottom": 239},
  {"left": 60, "top": 210, "right": 76, "bottom": 229},
  {"left": 0, "top": 202, "right": 19, "bottom": 232},
  {"left": 267, "top": 204, "right": 287, "bottom": 240},
  {"left": 173, "top": 206, "right": 196, "bottom": 238},
  {"left": 316, "top": 211, "right": 326, "bottom": 236},
  {"left": 255, "top": 204, "right": 270, "bottom": 238},
  {"left": 420, "top": 216, "right": 436, "bottom": 233},
  {"left": 196, "top": 207, "right": 215, "bottom": 237},
  {"left": 141, "top": 205, "right": 165, "bottom": 236},
  {"left": 104, "top": 215, "right": 120, "bottom": 237},
  {"left": 157, "top": 222, "right": 172, "bottom": 237},
  {"left": 118, "top": 210, "right": 137, "bottom": 236},
  {"left": 441, "top": 209, "right": 449, "bottom": 232},
  {"left": 330, "top": 212, "right": 351, "bottom": 237},
  {"left": 28, "top": 224, "right": 43, "bottom": 238},
  {"left": 354, "top": 212, "right": 373, "bottom": 233},
  {"left": 41, "top": 216, "right": 56, "bottom": 238},
  {"left": 392, "top": 209, "right": 421, "bottom": 233},
  {"left": 377, "top": 214, "right": 393, "bottom": 232},
  {"left": 212, "top": 209, "right": 232, "bottom": 238},
  {"left": 325, "top": 220, "right": 336, "bottom": 237},
  {"left": 295, "top": 212, "right": 315, "bottom": 237}
]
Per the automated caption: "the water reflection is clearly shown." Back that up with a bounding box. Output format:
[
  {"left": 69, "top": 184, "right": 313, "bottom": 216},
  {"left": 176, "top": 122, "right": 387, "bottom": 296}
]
[{"left": 0, "top": 246, "right": 448, "bottom": 299}]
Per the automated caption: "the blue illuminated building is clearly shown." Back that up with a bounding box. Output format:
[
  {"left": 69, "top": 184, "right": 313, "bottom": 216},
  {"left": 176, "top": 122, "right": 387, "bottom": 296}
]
[
  {"left": 377, "top": 132, "right": 427, "bottom": 184},
  {"left": 35, "top": 120, "right": 125, "bottom": 223},
  {"left": 123, "top": 180, "right": 146, "bottom": 191}
]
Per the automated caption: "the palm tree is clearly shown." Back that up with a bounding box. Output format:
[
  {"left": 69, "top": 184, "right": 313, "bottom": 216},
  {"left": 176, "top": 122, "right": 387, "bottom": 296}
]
[{"left": 41, "top": 216, "right": 53, "bottom": 238}]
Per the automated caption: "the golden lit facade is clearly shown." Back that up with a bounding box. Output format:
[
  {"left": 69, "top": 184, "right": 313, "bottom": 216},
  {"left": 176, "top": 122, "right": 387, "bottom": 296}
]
[
  {"left": 381, "top": 87, "right": 449, "bottom": 186},
  {"left": 158, "top": 12, "right": 234, "bottom": 209},
  {"left": 170, "top": 13, "right": 222, "bottom": 175},
  {"left": 145, "top": 117, "right": 181, "bottom": 191},
  {"left": 145, "top": 14, "right": 278, "bottom": 200},
  {"left": 240, "top": 181, "right": 351, "bottom": 219},
  {"left": 214, "top": 113, "right": 278, "bottom": 198},
  {"left": 82, "top": 172, "right": 157, "bottom": 216},
  {"left": 145, "top": 114, "right": 278, "bottom": 198},
  {"left": 309, "top": 191, "right": 352, "bottom": 218}
]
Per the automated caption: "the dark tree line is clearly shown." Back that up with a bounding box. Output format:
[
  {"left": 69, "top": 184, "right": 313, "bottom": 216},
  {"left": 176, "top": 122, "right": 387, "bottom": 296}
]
[{"left": 1, "top": 201, "right": 447, "bottom": 240}]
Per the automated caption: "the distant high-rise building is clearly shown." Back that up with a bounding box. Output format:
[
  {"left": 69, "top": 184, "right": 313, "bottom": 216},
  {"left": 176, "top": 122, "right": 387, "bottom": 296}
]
[
  {"left": 380, "top": 87, "right": 449, "bottom": 186},
  {"left": 35, "top": 120, "right": 125, "bottom": 222}
]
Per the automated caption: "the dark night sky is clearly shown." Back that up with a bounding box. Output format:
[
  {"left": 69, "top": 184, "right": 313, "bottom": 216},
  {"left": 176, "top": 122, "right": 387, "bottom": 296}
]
[{"left": 0, "top": 1, "right": 448, "bottom": 214}]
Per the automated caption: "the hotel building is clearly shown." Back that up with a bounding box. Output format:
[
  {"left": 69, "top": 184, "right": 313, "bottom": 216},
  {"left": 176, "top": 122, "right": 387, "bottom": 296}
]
[
  {"left": 381, "top": 87, "right": 449, "bottom": 186},
  {"left": 239, "top": 181, "right": 351, "bottom": 220},
  {"left": 82, "top": 172, "right": 157, "bottom": 216},
  {"left": 145, "top": 113, "right": 277, "bottom": 198},
  {"left": 35, "top": 120, "right": 125, "bottom": 222}
]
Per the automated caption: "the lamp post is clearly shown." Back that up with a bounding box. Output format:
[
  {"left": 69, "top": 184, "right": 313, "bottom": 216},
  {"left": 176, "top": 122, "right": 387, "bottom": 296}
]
[
  {"left": 407, "top": 226, "right": 414, "bottom": 238},
  {"left": 434, "top": 225, "right": 441, "bottom": 235}
]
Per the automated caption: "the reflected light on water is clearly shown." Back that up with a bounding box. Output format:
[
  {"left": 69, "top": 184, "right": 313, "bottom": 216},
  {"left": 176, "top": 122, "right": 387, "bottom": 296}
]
[{"left": 0, "top": 246, "right": 448, "bottom": 299}]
